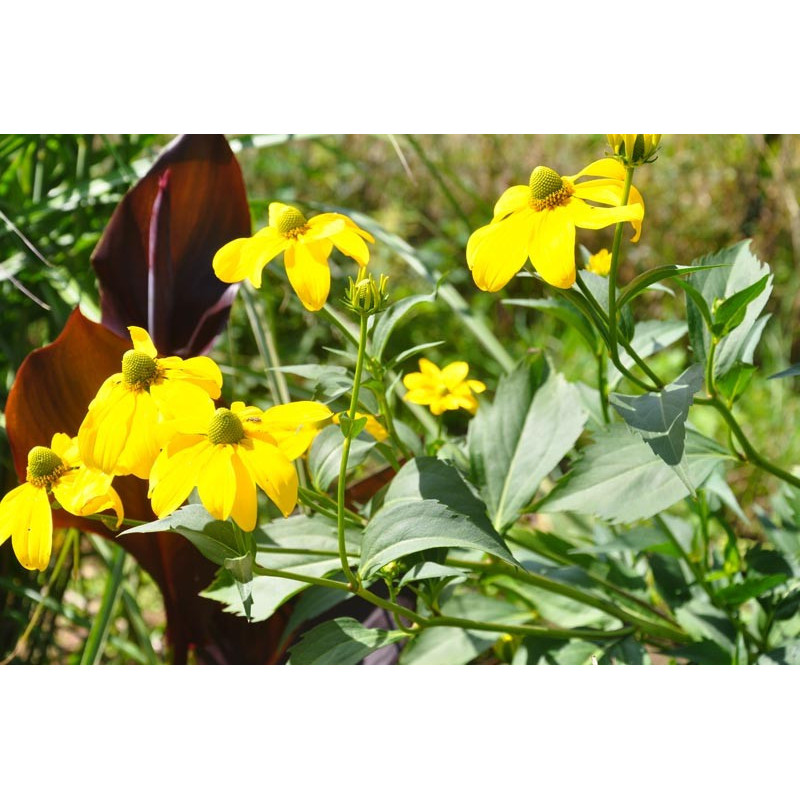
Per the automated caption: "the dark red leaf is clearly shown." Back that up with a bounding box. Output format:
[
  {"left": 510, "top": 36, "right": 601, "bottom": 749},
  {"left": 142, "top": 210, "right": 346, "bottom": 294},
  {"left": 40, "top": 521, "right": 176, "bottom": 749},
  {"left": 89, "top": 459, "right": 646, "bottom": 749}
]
[{"left": 92, "top": 134, "right": 250, "bottom": 357}]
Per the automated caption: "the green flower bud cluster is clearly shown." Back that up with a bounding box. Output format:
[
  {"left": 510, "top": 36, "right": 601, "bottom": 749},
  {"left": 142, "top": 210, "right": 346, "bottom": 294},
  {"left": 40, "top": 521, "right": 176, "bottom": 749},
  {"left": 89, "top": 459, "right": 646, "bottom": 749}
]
[{"left": 344, "top": 266, "right": 389, "bottom": 315}]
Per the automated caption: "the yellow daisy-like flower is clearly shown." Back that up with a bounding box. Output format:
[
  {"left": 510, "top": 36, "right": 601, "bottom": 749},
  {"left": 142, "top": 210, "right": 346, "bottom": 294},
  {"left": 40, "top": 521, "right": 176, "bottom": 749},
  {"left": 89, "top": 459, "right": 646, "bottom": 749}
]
[
  {"left": 78, "top": 326, "right": 223, "bottom": 479},
  {"left": 149, "top": 398, "right": 332, "bottom": 531},
  {"left": 403, "top": 358, "right": 486, "bottom": 416},
  {"left": 213, "top": 202, "right": 375, "bottom": 312},
  {"left": 332, "top": 412, "right": 389, "bottom": 442},
  {"left": 0, "top": 434, "right": 123, "bottom": 571},
  {"left": 466, "top": 159, "right": 645, "bottom": 291},
  {"left": 587, "top": 248, "right": 612, "bottom": 277}
]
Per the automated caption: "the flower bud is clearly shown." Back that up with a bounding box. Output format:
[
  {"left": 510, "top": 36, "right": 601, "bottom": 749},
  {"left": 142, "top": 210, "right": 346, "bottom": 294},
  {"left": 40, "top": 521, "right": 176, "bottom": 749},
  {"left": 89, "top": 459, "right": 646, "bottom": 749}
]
[
  {"left": 344, "top": 266, "right": 389, "bottom": 315},
  {"left": 607, "top": 134, "right": 661, "bottom": 166}
]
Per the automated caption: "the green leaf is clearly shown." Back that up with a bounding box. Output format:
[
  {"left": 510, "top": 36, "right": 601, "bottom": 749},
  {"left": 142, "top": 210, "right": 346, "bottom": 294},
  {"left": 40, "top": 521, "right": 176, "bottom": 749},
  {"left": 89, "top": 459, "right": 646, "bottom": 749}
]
[
  {"left": 308, "top": 425, "right": 376, "bottom": 491},
  {"left": 540, "top": 426, "right": 730, "bottom": 525},
  {"left": 336, "top": 412, "right": 368, "bottom": 439},
  {"left": 503, "top": 298, "right": 597, "bottom": 350},
  {"left": 712, "top": 274, "right": 769, "bottom": 336},
  {"left": 610, "top": 363, "right": 704, "bottom": 466},
  {"left": 288, "top": 618, "right": 409, "bottom": 664},
  {"left": 358, "top": 458, "right": 518, "bottom": 579},
  {"left": 399, "top": 593, "right": 529, "bottom": 665},
  {"left": 688, "top": 241, "right": 773, "bottom": 378},
  {"left": 714, "top": 574, "right": 788, "bottom": 606},
  {"left": 272, "top": 363, "right": 352, "bottom": 402},
  {"left": 769, "top": 362, "right": 800, "bottom": 380},
  {"left": 223, "top": 552, "right": 255, "bottom": 621},
  {"left": 369, "top": 290, "right": 437, "bottom": 360},
  {"left": 468, "top": 359, "right": 588, "bottom": 531},
  {"left": 398, "top": 562, "right": 469, "bottom": 587},
  {"left": 202, "top": 515, "right": 359, "bottom": 622},
  {"left": 716, "top": 362, "right": 757, "bottom": 404},
  {"left": 618, "top": 263, "right": 728, "bottom": 308},
  {"left": 123, "top": 504, "right": 243, "bottom": 566},
  {"left": 606, "top": 320, "right": 688, "bottom": 389},
  {"left": 387, "top": 340, "right": 446, "bottom": 369}
]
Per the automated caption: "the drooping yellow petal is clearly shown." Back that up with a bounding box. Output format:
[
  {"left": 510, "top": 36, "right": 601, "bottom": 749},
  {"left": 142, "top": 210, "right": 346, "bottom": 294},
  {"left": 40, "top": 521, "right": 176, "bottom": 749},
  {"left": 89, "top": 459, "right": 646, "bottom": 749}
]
[
  {"left": 328, "top": 229, "right": 371, "bottom": 266},
  {"left": 528, "top": 206, "right": 577, "bottom": 289},
  {"left": 467, "top": 379, "right": 487, "bottom": 394},
  {"left": 569, "top": 199, "right": 644, "bottom": 240},
  {"left": 284, "top": 240, "right": 333, "bottom": 312},
  {"left": 157, "top": 356, "right": 222, "bottom": 401},
  {"left": 129, "top": 326, "right": 158, "bottom": 358},
  {"left": 198, "top": 446, "right": 237, "bottom": 521},
  {"left": 49, "top": 432, "right": 73, "bottom": 460},
  {"left": 257, "top": 401, "right": 332, "bottom": 459},
  {"left": 115, "top": 390, "right": 161, "bottom": 479},
  {"left": 5, "top": 484, "right": 53, "bottom": 571},
  {"left": 441, "top": 361, "right": 470, "bottom": 390},
  {"left": 572, "top": 180, "right": 626, "bottom": 207},
  {"left": 149, "top": 439, "right": 211, "bottom": 518},
  {"left": 239, "top": 439, "right": 298, "bottom": 517},
  {"left": 53, "top": 465, "right": 110, "bottom": 516},
  {"left": 303, "top": 213, "right": 347, "bottom": 240},
  {"left": 569, "top": 158, "right": 626, "bottom": 182},
  {"left": 78, "top": 382, "right": 136, "bottom": 474},
  {"left": 492, "top": 185, "right": 530, "bottom": 221},
  {"left": 467, "top": 209, "right": 536, "bottom": 292},
  {"left": 268, "top": 202, "right": 292, "bottom": 229},
  {"left": 230, "top": 452, "right": 258, "bottom": 531}
]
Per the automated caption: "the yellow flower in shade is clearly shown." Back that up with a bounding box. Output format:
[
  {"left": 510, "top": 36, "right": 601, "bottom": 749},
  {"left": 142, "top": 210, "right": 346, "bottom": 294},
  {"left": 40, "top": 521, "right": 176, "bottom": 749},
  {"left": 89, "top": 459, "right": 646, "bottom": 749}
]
[
  {"left": 403, "top": 358, "right": 486, "bottom": 416},
  {"left": 78, "top": 327, "right": 223, "bottom": 479},
  {"left": 332, "top": 412, "right": 389, "bottom": 442},
  {"left": 466, "top": 159, "right": 645, "bottom": 291},
  {"left": 149, "top": 398, "right": 332, "bottom": 531},
  {"left": 213, "top": 202, "right": 375, "bottom": 312},
  {"left": 0, "top": 434, "right": 123, "bottom": 571},
  {"left": 607, "top": 134, "right": 661, "bottom": 166},
  {"left": 587, "top": 248, "right": 612, "bottom": 277}
]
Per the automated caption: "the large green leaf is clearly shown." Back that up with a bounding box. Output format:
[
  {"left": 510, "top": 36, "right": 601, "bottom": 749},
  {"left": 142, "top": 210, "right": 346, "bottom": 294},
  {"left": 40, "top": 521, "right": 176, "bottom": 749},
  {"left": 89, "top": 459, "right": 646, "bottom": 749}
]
[
  {"left": 201, "top": 515, "right": 360, "bottom": 622},
  {"left": 688, "top": 241, "right": 773, "bottom": 377},
  {"left": 358, "top": 458, "right": 517, "bottom": 579},
  {"left": 540, "top": 425, "right": 730, "bottom": 524},
  {"left": 468, "top": 360, "right": 587, "bottom": 531},
  {"left": 288, "top": 618, "right": 409, "bottom": 665},
  {"left": 399, "top": 593, "right": 529, "bottom": 665},
  {"left": 610, "top": 363, "right": 704, "bottom": 466}
]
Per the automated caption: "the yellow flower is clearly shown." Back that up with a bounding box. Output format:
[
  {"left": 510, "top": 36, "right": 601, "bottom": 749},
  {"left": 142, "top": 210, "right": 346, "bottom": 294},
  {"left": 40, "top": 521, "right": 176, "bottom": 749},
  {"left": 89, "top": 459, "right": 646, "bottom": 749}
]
[
  {"left": 213, "top": 202, "right": 375, "bottom": 312},
  {"left": 78, "top": 327, "right": 223, "bottom": 479},
  {"left": 607, "top": 134, "right": 661, "bottom": 166},
  {"left": 332, "top": 412, "right": 389, "bottom": 442},
  {"left": 403, "top": 358, "right": 486, "bottom": 416},
  {"left": 0, "top": 434, "right": 123, "bottom": 571},
  {"left": 586, "top": 248, "right": 612, "bottom": 277},
  {"left": 149, "top": 398, "right": 332, "bottom": 531},
  {"left": 466, "top": 159, "right": 645, "bottom": 291}
]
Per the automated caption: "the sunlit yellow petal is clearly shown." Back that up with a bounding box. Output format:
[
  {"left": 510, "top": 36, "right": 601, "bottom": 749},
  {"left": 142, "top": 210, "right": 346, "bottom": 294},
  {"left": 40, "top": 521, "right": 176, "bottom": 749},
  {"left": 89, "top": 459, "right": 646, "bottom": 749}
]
[
  {"left": 149, "top": 440, "right": 212, "bottom": 518},
  {"left": 569, "top": 158, "right": 626, "bottom": 182},
  {"left": 257, "top": 401, "right": 333, "bottom": 459},
  {"left": 49, "top": 432, "right": 73, "bottom": 459},
  {"left": 230, "top": 452, "right": 257, "bottom": 531},
  {"left": 303, "top": 213, "right": 347, "bottom": 240},
  {"left": 441, "top": 361, "right": 469, "bottom": 389},
  {"left": 569, "top": 199, "right": 644, "bottom": 238},
  {"left": 268, "top": 202, "right": 291, "bottom": 229},
  {"left": 198, "top": 446, "right": 237, "bottom": 521},
  {"left": 528, "top": 206, "right": 577, "bottom": 289},
  {"left": 402, "top": 372, "right": 435, "bottom": 391},
  {"left": 129, "top": 326, "right": 158, "bottom": 357},
  {"left": 284, "top": 241, "right": 332, "bottom": 312},
  {"left": 467, "top": 209, "right": 535, "bottom": 292},
  {"left": 78, "top": 383, "right": 136, "bottom": 473},
  {"left": 492, "top": 185, "right": 530, "bottom": 220},
  {"left": 404, "top": 387, "right": 440, "bottom": 406},
  {"left": 467, "top": 379, "right": 486, "bottom": 394},
  {"left": 157, "top": 356, "right": 222, "bottom": 400},
  {"left": 328, "top": 229, "right": 371, "bottom": 266},
  {"left": 418, "top": 358, "right": 440, "bottom": 377},
  {"left": 8, "top": 485, "right": 52, "bottom": 571},
  {"left": 114, "top": 390, "right": 160, "bottom": 479},
  {"left": 239, "top": 439, "right": 298, "bottom": 517}
]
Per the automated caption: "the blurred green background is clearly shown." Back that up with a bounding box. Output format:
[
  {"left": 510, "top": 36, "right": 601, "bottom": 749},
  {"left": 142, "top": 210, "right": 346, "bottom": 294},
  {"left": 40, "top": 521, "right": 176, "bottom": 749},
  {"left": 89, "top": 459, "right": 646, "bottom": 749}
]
[{"left": 1, "top": 134, "right": 798, "bottom": 663}]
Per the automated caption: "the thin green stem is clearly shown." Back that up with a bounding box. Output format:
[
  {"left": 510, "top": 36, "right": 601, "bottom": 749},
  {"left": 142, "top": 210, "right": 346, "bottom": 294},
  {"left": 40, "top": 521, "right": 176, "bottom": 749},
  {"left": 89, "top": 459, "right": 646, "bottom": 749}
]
[
  {"left": 337, "top": 313, "right": 370, "bottom": 588},
  {"left": 705, "top": 336, "right": 719, "bottom": 399},
  {"left": 80, "top": 540, "right": 127, "bottom": 665},
  {"left": 597, "top": 349, "right": 611, "bottom": 423},
  {"left": 607, "top": 165, "right": 636, "bottom": 364}
]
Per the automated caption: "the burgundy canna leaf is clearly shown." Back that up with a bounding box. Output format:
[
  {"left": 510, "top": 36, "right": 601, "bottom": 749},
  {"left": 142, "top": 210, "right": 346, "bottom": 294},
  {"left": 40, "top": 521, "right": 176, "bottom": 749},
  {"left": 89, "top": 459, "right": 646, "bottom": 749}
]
[{"left": 92, "top": 134, "right": 251, "bottom": 356}]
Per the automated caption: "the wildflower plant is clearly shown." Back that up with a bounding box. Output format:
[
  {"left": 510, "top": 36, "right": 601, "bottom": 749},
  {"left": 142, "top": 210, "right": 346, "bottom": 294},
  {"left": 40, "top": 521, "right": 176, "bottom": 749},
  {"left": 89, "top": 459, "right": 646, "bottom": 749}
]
[{"left": 4, "top": 132, "right": 800, "bottom": 666}]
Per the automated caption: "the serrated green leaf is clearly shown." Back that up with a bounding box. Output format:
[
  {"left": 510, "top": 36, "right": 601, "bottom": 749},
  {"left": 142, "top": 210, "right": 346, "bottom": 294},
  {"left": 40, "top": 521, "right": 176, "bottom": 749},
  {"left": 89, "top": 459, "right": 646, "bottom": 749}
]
[
  {"left": 358, "top": 458, "right": 517, "bottom": 579},
  {"left": 468, "top": 360, "right": 587, "bottom": 531},
  {"left": 540, "top": 426, "right": 730, "bottom": 524},
  {"left": 288, "top": 618, "right": 409, "bottom": 664},
  {"left": 610, "top": 363, "right": 704, "bottom": 466},
  {"left": 369, "top": 290, "right": 436, "bottom": 360}
]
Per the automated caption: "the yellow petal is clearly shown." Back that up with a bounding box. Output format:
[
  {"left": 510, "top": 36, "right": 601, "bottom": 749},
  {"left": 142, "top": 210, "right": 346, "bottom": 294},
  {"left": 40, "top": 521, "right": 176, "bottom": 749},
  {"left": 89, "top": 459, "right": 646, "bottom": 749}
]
[
  {"left": 239, "top": 439, "right": 298, "bottom": 517},
  {"left": 268, "top": 202, "right": 292, "bottom": 229},
  {"left": 492, "top": 185, "right": 530, "bottom": 221},
  {"left": 303, "top": 213, "right": 347, "bottom": 240},
  {"left": 158, "top": 355, "right": 223, "bottom": 400},
  {"left": 572, "top": 180, "right": 625, "bottom": 206},
  {"left": 467, "top": 379, "right": 486, "bottom": 394},
  {"left": 198, "top": 446, "right": 237, "bottom": 521},
  {"left": 467, "top": 209, "right": 535, "bottom": 292},
  {"left": 230, "top": 452, "right": 257, "bottom": 531},
  {"left": 129, "top": 326, "right": 158, "bottom": 357},
  {"left": 441, "top": 361, "right": 469, "bottom": 390},
  {"left": 418, "top": 358, "right": 440, "bottom": 377},
  {"left": 49, "top": 432, "right": 73, "bottom": 459},
  {"left": 149, "top": 440, "right": 212, "bottom": 518},
  {"left": 328, "top": 229, "right": 371, "bottom": 266},
  {"left": 258, "top": 401, "right": 333, "bottom": 460},
  {"left": 569, "top": 158, "right": 626, "bottom": 182},
  {"left": 78, "top": 382, "right": 136, "bottom": 474},
  {"left": 284, "top": 241, "right": 332, "bottom": 312},
  {"left": 569, "top": 199, "right": 644, "bottom": 241},
  {"left": 52, "top": 465, "right": 111, "bottom": 516},
  {"left": 528, "top": 206, "right": 576, "bottom": 289},
  {"left": 402, "top": 372, "right": 434, "bottom": 391},
  {"left": 115, "top": 390, "right": 161, "bottom": 479},
  {"left": 4, "top": 484, "right": 53, "bottom": 571}
]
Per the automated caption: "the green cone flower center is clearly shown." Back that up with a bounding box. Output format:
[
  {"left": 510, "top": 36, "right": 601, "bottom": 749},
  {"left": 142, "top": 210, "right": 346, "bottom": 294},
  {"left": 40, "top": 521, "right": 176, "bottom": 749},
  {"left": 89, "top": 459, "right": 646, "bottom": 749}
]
[
  {"left": 528, "top": 166, "right": 574, "bottom": 211},
  {"left": 26, "top": 446, "right": 66, "bottom": 487},
  {"left": 122, "top": 350, "right": 158, "bottom": 389},
  {"left": 207, "top": 408, "right": 245, "bottom": 445},
  {"left": 276, "top": 206, "right": 308, "bottom": 238}
]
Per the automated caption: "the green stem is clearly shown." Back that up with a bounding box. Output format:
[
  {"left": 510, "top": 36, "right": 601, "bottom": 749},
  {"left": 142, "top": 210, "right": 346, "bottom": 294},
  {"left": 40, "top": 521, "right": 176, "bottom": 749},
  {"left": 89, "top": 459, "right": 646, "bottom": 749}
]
[
  {"left": 80, "top": 540, "right": 127, "bottom": 665},
  {"left": 705, "top": 336, "right": 719, "bottom": 399},
  {"left": 337, "top": 313, "right": 370, "bottom": 588},
  {"left": 607, "top": 165, "right": 636, "bottom": 364},
  {"left": 597, "top": 349, "right": 611, "bottom": 423},
  {"left": 374, "top": 375, "right": 412, "bottom": 460}
]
